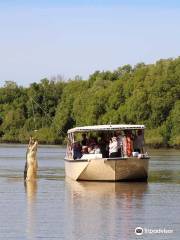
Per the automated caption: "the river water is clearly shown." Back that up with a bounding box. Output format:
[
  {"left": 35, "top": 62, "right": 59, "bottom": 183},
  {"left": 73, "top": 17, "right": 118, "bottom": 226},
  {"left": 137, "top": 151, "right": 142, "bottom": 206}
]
[{"left": 0, "top": 144, "right": 180, "bottom": 240}]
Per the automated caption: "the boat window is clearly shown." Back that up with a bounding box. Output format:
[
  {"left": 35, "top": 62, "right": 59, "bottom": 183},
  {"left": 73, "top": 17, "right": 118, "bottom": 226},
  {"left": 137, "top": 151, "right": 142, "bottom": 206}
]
[{"left": 66, "top": 129, "right": 146, "bottom": 159}]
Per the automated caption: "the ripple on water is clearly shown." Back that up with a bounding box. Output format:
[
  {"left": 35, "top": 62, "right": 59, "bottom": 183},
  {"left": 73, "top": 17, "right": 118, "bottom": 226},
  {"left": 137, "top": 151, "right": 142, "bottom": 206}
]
[{"left": 0, "top": 145, "right": 180, "bottom": 240}]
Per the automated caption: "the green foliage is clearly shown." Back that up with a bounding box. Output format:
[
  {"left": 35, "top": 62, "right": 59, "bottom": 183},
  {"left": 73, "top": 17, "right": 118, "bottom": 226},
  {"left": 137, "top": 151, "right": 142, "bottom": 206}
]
[
  {"left": 0, "top": 57, "right": 179, "bottom": 146},
  {"left": 167, "top": 100, "right": 180, "bottom": 147},
  {"left": 145, "top": 128, "right": 164, "bottom": 148},
  {"left": 34, "top": 128, "right": 55, "bottom": 144}
]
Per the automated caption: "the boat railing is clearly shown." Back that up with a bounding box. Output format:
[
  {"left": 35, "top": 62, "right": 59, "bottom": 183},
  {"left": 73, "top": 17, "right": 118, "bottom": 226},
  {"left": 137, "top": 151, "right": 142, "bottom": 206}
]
[{"left": 65, "top": 155, "right": 150, "bottom": 162}]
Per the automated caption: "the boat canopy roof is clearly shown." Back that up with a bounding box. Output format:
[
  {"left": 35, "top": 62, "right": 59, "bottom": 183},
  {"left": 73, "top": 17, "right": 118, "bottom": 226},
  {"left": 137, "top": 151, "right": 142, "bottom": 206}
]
[{"left": 67, "top": 124, "right": 145, "bottom": 133}]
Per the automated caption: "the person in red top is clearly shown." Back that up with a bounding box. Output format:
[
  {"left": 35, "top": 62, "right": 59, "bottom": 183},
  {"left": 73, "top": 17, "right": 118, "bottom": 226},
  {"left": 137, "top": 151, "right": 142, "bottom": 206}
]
[{"left": 123, "top": 130, "right": 133, "bottom": 157}]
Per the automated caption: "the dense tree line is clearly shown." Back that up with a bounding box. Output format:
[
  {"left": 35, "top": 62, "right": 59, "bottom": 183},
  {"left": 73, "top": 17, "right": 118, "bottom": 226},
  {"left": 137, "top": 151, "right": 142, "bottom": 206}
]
[{"left": 0, "top": 57, "right": 180, "bottom": 147}]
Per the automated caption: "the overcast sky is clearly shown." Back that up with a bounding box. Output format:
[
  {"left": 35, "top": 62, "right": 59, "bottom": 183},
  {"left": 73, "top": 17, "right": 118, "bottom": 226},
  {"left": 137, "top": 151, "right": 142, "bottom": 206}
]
[{"left": 0, "top": 0, "right": 180, "bottom": 86}]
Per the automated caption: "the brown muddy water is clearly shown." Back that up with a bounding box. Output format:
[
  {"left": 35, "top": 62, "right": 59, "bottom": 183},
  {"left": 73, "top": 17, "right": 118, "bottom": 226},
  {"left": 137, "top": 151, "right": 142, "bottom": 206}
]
[{"left": 0, "top": 144, "right": 180, "bottom": 240}]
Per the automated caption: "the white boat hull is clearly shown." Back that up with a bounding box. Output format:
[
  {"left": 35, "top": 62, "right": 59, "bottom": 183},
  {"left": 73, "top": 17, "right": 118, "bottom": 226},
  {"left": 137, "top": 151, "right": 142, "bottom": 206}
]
[{"left": 64, "top": 157, "right": 149, "bottom": 181}]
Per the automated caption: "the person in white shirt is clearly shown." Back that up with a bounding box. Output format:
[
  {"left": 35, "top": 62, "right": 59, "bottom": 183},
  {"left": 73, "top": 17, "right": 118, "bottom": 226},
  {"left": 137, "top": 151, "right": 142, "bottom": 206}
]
[
  {"left": 116, "top": 131, "right": 123, "bottom": 157},
  {"left": 94, "top": 144, "right": 101, "bottom": 154},
  {"left": 109, "top": 136, "right": 119, "bottom": 158}
]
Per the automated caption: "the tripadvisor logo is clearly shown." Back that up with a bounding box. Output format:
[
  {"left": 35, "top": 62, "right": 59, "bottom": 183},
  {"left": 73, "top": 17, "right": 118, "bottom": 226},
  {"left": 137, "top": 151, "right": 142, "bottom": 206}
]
[
  {"left": 135, "top": 227, "right": 143, "bottom": 235},
  {"left": 135, "top": 227, "right": 173, "bottom": 235}
]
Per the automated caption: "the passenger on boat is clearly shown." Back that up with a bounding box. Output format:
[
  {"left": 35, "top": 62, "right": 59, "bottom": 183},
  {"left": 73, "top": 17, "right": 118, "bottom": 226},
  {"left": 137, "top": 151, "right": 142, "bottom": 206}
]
[
  {"left": 88, "top": 146, "right": 95, "bottom": 154},
  {"left": 88, "top": 137, "right": 97, "bottom": 147},
  {"left": 82, "top": 145, "right": 88, "bottom": 154},
  {"left": 99, "top": 137, "right": 109, "bottom": 158},
  {"left": 134, "top": 129, "right": 144, "bottom": 153},
  {"left": 81, "top": 133, "right": 88, "bottom": 146},
  {"left": 123, "top": 130, "right": 133, "bottom": 157},
  {"left": 109, "top": 136, "right": 119, "bottom": 158},
  {"left": 94, "top": 144, "right": 101, "bottom": 154},
  {"left": 115, "top": 131, "right": 123, "bottom": 157},
  {"left": 73, "top": 142, "right": 82, "bottom": 160}
]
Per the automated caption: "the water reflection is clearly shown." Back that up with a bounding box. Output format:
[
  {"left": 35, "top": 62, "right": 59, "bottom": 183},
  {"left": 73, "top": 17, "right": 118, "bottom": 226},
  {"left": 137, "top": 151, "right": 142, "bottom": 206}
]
[
  {"left": 25, "top": 180, "right": 37, "bottom": 200},
  {"left": 65, "top": 180, "right": 148, "bottom": 240},
  {"left": 24, "top": 181, "right": 37, "bottom": 240}
]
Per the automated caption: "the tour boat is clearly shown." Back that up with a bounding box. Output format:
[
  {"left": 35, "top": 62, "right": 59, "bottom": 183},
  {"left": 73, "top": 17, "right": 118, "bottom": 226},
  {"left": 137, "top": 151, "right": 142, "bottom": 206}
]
[{"left": 64, "top": 124, "right": 150, "bottom": 181}]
